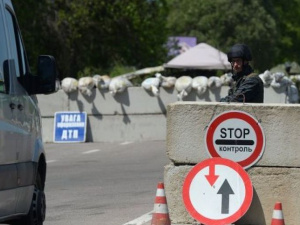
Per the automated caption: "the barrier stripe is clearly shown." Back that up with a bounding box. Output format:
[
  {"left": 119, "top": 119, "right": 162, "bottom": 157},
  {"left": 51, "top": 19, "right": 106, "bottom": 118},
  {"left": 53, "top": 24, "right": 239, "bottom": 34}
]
[
  {"left": 272, "top": 210, "right": 284, "bottom": 219},
  {"left": 153, "top": 203, "right": 168, "bottom": 213},
  {"left": 274, "top": 203, "right": 282, "bottom": 210},
  {"left": 157, "top": 183, "right": 164, "bottom": 189},
  {"left": 156, "top": 188, "right": 165, "bottom": 196},
  {"left": 155, "top": 196, "right": 167, "bottom": 204},
  {"left": 271, "top": 219, "right": 285, "bottom": 225}
]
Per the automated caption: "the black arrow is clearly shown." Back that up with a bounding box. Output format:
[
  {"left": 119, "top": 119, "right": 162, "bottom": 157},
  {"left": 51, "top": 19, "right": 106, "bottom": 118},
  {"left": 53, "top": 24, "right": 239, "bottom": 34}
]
[{"left": 217, "top": 179, "right": 234, "bottom": 214}]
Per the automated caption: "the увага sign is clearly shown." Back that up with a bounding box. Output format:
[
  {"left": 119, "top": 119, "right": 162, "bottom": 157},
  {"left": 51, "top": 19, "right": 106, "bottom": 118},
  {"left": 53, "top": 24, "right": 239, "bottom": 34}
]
[
  {"left": 54, "top": 111, "right": 87, "bottom": 143},
  {"left": 205, "top": 110, "right": 265, "bottom": 169}
]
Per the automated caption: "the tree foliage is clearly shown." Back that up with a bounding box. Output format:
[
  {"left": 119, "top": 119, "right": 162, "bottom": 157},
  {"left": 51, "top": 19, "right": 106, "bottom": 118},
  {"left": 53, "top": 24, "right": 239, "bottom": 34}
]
[
  {"left": 12, "top": 0, "right": 300, "bottom": 78},
  {"left": 12, "top": 0, "right": 53, "bottom": 73},
  {"left": 166, "top": 0, "right": 279, "bottom": 72},
  {"left": 13, "top": 0, "right": 169, "bottom": 78},
  {"left": 272, "top": 0, "right": 300, "bottom": 64}
]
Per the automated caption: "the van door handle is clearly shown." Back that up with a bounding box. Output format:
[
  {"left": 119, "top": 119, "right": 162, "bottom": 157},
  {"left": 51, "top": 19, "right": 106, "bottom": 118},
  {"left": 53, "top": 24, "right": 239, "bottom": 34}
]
[
  {"left": 17, "top": 104, "right": 24, "bottom": 111},
  {"left": 9, "top": 103, "right": 16, "bottom": 110}
]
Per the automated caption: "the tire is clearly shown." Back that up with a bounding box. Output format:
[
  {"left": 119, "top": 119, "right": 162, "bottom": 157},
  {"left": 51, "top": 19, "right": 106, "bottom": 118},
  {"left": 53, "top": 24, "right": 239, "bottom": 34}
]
[{"left": 12, "top": 172, "right": 46, "bottom": 225}]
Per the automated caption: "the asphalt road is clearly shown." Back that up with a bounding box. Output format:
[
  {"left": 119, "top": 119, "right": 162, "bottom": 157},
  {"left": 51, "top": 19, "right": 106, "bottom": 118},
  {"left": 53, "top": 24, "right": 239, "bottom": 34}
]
[{"left": 43, "top": 141, "right": 170, "bottom": 225}]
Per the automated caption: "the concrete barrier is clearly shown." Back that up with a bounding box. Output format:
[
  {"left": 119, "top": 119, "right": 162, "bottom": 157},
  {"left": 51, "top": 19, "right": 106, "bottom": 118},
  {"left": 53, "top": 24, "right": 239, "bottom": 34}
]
[
  {"left": 165, "top": 102, "right": 300, "bottom": 225},
  {"left": 37, "top": 85, "right": 288, "bottom": 143}
]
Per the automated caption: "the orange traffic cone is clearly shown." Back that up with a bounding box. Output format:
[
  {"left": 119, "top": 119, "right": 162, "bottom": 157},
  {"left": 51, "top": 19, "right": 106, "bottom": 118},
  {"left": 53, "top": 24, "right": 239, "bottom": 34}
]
[
  {"left": 271, "top": 202, "right": 285, "bottom": 225},
  {"left": 151, "top": 182, "right": 171, "bottom": 225}
]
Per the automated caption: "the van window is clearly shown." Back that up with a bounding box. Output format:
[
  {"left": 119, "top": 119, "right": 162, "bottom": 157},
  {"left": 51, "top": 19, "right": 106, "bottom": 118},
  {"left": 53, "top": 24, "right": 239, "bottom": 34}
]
[
  {"left": 4, "top": 8, "right": 20, "bottom": 78},
  {"left": 0, "top": 5, "right": 7, "bottom": 93},
  {"left": 17, "top": 30, "right": 26, "bottom": 75},
  {"left": 4, "top": 7, "right": 28, "bottom": 79}
]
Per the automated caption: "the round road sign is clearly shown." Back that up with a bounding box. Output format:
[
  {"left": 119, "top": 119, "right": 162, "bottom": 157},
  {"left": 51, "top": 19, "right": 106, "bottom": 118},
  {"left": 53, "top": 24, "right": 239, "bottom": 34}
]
[
  {"left": 182, "top": 158, "right": 253, "bottom": 225},
  {"left": 205, "top": 110, "right": 265, "bottom": 169}
]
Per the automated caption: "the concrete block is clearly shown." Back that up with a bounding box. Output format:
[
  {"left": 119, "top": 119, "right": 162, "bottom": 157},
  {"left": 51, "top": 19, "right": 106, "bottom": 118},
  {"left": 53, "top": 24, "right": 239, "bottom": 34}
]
[
  {"left": 37, "top": 85, "right": 288, "bottom": 143},
  {"left": 164, "top": 163, "right": 300, "bottom": 225},
  {"left": 66, "top": 86, "right": 230, "bottom": 115},
  {"left": 86, "top": 114, "right": 167, "bottom": 142},
  {"left": 37, "top": 90, "right": 69, "bottom": 116},
  {"left": 41, "top": 114, "right": 167, "bottom": 143},
  {"left": 164, "top": 164, "right": 193, "bottom": 225},
  {"left": 167, "top": 102, "right": 300, "bottom": 167},
  {"left": 68, "top": 87, "right": 177, "bottom": 115},
  {"left": 41, "top": 118, "right": 54, "bottom": 143},
  {"left": 264, "top": 86, "right": 287, "bottom": 103},
  {"left": 63, "top": 86, "right": 287, "bottom": 115}
]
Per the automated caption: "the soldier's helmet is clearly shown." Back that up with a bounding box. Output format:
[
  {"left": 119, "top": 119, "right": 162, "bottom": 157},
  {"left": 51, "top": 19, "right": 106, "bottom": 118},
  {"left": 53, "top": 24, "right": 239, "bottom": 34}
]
[{"left": 227, "top": 44, "right": 252, "bottom": 62}]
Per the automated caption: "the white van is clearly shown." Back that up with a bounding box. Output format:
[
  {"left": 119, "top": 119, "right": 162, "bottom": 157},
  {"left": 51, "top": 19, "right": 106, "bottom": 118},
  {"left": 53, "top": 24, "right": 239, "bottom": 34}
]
[{"left": 0, "top": 0, "right": 58, "bottom": 224}]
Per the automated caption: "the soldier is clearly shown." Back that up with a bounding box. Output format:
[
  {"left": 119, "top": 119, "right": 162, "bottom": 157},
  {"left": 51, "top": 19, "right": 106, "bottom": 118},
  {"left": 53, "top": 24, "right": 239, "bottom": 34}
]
[{"left": 220, "top": 44, "right": 264, "bottom": 103}]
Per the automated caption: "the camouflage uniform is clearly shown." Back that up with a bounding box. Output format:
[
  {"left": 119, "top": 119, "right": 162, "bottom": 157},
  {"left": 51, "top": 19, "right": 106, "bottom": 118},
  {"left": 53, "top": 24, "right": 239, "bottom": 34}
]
[
  {"left": 220, "top": 65, "right": 264, "bottom": 103},
  {"left": 220, "top": 44, "right": 264, "bottom": 103}
]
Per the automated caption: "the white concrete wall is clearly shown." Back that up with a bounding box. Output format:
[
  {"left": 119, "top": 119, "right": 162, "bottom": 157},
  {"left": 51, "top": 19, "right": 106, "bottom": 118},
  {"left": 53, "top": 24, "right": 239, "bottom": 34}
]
[
  {"left": 37, "top": 85, "right": 288, "bottom": 143},
  {"left": 165, "top": 102, "right": 300, "bottom": 225}
]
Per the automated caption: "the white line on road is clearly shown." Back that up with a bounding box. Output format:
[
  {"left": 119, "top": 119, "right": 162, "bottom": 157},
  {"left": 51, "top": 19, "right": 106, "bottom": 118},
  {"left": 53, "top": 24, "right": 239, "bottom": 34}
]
[
  {"left": 82, "top": 149, "right": 101, "bottom": 154},
  {"left": 122, "top": 211, "right": 153, "bottom": 225},
  {"left": 120, "top": 141, "right": 133, "bottom": 145},
  {"left": 46, "top": 160, "right": 58, "bottom": 163}
]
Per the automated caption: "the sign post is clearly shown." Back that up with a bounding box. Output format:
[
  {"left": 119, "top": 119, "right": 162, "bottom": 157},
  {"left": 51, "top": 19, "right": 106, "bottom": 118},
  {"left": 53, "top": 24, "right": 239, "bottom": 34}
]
[
  {"left": 53, "top": 111, "right": 87, "bottom": 143},
  {"left": 182, "top": 158, "right": 253, "bottom": 225},
  {"left": 205, "top": 110, "right": 265, "bottom": 169}
]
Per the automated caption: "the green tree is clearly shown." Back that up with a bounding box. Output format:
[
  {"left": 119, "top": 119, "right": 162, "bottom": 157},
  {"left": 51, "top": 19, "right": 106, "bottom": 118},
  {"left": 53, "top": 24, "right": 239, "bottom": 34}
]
[
  {"left": 166, "top": 0, "right": 279, "bottom": 72},
  {"left": 14, "top": 0, "right": 168, "bottom": 78},
  {"left": 272, "top": 0, "right": 300, "bottom": 64},
  {"left": 58, "top": 0, "right": 169, "bottom": 76},
  {"left": 12, "top": 0, "right": 53, "bottom": 74},
  {"left": 13, "top": 0, "right": 169, "bottom": 78}
]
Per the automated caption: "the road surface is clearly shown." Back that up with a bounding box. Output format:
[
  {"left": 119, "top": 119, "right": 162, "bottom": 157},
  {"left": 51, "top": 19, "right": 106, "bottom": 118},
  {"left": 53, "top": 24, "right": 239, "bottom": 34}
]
[{"left": 43, "top": 141, "right": 169, "bottom": 225}]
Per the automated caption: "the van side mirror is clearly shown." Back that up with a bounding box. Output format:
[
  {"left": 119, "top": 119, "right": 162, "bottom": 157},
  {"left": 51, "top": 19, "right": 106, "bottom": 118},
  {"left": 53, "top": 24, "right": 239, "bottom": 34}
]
[{"left": 36, "top": 55, "right": 59, "bottom": 94}]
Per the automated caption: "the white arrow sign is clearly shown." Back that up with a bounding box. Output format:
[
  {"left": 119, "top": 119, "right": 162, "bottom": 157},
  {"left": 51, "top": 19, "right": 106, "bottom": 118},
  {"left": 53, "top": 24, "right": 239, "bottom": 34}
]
[{"left": 183, "top": 158, "right": 253, "bottom": 225}]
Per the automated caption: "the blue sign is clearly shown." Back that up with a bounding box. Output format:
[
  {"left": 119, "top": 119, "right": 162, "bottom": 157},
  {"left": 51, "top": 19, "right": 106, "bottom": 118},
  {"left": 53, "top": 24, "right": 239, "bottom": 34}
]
[{"left": 53, "top": 111, "right": 87, "bottom": 143}]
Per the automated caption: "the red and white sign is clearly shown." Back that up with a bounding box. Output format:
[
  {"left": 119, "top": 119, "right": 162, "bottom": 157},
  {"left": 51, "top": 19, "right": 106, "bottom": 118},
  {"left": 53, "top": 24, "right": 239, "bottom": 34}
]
[
  {"left": 205, "top": 110, "right": 265, "bottom": 169},
  {"left": 182, "top": 158, "right": 253, "bottom": 225}
]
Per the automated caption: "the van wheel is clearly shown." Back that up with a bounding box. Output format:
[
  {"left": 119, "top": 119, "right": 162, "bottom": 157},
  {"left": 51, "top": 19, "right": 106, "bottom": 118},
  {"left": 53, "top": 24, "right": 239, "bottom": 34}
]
[{"left": 13, "top": 173, "right": 46, "bottom": 225}]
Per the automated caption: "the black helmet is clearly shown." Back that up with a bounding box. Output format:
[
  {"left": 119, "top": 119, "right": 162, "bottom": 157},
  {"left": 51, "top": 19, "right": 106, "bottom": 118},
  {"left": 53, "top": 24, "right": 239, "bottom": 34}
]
[{"left": 227, "top": 44, "right": 252, "bottom": 62}]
